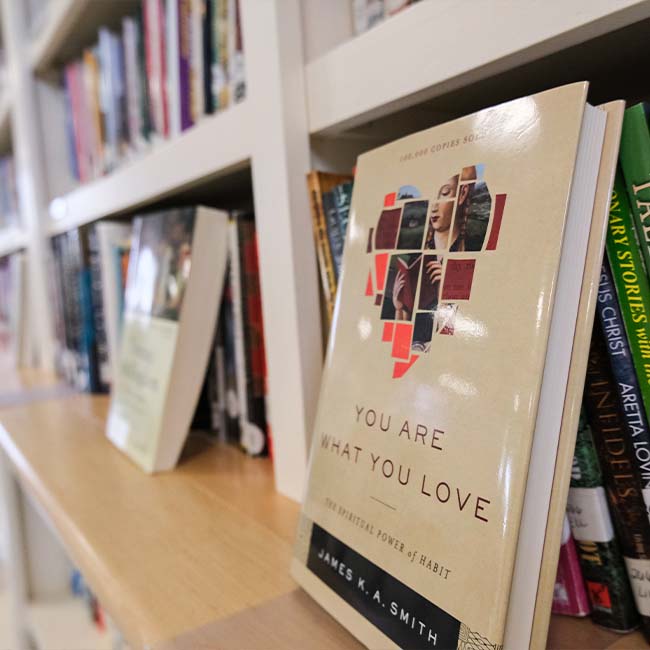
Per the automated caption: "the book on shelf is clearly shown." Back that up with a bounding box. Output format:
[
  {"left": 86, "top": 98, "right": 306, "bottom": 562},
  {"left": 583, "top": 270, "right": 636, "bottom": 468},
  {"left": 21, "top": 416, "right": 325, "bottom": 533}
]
[
  {"left": 95, "top": 221, "right": 133, "bottom": 385},
  {"left": 307, "top": 171, "right": 354, "bottom": 331},
  {"left": 106, "top": 206, "right": 229, "bottom": 473},
  {"left": 0, "top": 156, "right": 19, "bottom": 230},
  {"left": 552, "top": 517, "right": 590, "bottom": 618},
  {"left": 566, "top": 408, "right": 639, "bottom": 632},
  {"left": 63, "top": 0, "right": 246, "bottom": 184},
  {"left": 291, "top": 83, "right": 625, "bottom": 649},
  {"left": 352, "top": 0, "right": 422, "bottom": 35}
]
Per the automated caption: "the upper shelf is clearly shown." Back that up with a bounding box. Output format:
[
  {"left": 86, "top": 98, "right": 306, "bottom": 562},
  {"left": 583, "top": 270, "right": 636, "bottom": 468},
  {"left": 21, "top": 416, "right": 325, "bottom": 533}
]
[
  {"left": 48, "top": 102, "right": 253, "bottom": 235},
  {"left": 0, "top": 226, "right": 25, "bottom": 258},
  {"left": 29, "top": 0, "right": 139, "bottom": 73},
  {"left": 306, "top": 0, "right": 650, "bottom": 136}
]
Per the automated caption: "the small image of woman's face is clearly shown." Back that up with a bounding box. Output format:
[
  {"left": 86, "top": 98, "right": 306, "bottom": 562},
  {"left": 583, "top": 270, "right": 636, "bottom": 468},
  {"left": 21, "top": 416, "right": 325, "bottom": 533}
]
[
  {"left": 429, "top": 175, "right": 459, "bottom": 233},
  {"left": 429, "top": 200, "right": 454, "bottom": 232}
]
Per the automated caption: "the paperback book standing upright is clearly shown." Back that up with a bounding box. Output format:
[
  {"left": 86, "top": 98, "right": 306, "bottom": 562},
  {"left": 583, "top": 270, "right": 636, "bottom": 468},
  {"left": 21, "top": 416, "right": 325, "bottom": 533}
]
[{"left": 292, "top": 83, "right": 626, "bottom": 649}]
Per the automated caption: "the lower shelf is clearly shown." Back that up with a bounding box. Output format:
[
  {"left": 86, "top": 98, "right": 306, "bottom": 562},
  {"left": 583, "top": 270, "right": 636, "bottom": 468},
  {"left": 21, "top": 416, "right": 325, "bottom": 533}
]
[{"left": 28, "top": 597, "right": 112, "bottom": 650}]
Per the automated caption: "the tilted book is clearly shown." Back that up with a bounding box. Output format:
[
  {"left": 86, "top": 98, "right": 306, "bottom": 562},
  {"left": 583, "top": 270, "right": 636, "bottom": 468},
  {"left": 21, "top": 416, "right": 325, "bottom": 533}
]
[
  {"left": 291, "top": 83, "right": 620, "bottom": 649},
  {"left": 106, "top": 206, "right": 228, "bottom": 472}
]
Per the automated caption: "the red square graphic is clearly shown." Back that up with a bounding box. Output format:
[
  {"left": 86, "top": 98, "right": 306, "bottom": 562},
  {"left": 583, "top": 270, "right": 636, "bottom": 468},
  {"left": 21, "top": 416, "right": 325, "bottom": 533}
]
[
  {"left": 365, "top": 271, "right": 374, "bottom": 296},
  {"left": 382, "top": 321, "right": 394, "bottom": 342},
  {"left": 391, "top": 323, "right": 412, "bottom": 360},
  {"left": 384, "top": 192, "right": 396, "bottom": 207},
  {"left": 587, "top": 582, "right": 611, "bottom": 610},
  {"left": 393, "top": 355, "right": 418, "bottom": 379},
  {"left": 442, "top": 259, "right": 476, "bottom": 301},
  {"left": 375, "top": 253, "right": 389, "bottom": 292}
]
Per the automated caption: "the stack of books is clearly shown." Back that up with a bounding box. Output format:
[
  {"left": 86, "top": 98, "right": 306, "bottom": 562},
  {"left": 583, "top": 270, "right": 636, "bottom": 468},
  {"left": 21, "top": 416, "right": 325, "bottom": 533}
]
[{"left": 63, "top": 0, "right": 245, "bottom": 184}]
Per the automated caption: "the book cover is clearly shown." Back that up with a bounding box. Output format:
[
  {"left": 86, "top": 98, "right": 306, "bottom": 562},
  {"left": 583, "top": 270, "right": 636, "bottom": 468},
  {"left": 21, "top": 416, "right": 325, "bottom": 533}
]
[
  {"left": 551, "top": 517, "right": 590, "bottom": 617},
  {"left": 322, "top": 189, "right": 345, "bottom": 280},
  {"left": 291, "top": 83, "right": 610, "bottom": 649},
  {"left": 584, "top": 319, "right": 650, "bottom": 637},
  {"left": 567, "top": 409, "right": 639, "bottom": 632},
  {"left": 619, "top": 103, "right": 650, "bottom": 277},
  {"left": 106, "top": 206, "right": 228, "bottom": 472}
]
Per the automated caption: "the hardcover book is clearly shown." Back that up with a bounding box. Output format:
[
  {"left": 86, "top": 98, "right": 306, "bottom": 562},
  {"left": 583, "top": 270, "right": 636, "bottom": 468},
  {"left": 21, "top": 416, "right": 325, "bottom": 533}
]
[
  {"left": 106, "top": 206, "right": 228, "bottom": 472},
  {"left": 291, "top": 83, "right": 619, "bottom": 649}
]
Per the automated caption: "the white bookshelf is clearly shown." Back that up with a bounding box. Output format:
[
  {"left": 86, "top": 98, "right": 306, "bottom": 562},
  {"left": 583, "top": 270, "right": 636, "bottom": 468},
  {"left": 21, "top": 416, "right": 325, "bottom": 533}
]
[
  {"left": 0, "top": 0, "right": 649, "bottom": 647},
  {"left": 306, "top": 0, "right": 650, "bottom": 135},
  {"left": 0, "top": 227, "right": 25, "bottom": 258}
]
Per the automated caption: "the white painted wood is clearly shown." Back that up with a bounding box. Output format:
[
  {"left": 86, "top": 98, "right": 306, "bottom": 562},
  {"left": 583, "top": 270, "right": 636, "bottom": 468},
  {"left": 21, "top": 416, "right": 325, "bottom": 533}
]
[
  {"left": 29, "top": 0, "right": 88, "bottom": 74},
  {"left": 245, "top": 0, "right": 322, "bottom": 500},
  {"left": 306, "top": 0, "right": 650, "bottom": 135},
  {"left": 0, "top": 451, "right": 30, "bottom": 650},
  {"left": 48, "top": 101, "right": 253, "bottom": 235},
  {"left": 300, "top": 0, "right": 353, "bottom": 63},
  {"left": 1, "top": 0, "right": 55, "bottom": 368},
  {"left": 0, "top": 227, "right": 26, "bottom": 258}
]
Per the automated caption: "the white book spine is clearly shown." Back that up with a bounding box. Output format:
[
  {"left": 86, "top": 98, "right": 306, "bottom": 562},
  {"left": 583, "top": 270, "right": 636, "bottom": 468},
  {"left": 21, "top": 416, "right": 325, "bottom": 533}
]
[{"left": 166, "top": 0, "right": 181, "bottom": 137}]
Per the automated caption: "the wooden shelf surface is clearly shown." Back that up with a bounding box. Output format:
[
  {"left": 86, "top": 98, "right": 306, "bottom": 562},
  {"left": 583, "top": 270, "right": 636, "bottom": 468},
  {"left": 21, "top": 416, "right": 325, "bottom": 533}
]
[{"left": 0, "top": 392, "right": 646, "bottom": 649}]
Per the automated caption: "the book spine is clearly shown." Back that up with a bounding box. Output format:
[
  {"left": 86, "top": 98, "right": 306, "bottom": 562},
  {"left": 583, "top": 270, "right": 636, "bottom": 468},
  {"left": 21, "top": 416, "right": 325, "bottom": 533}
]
[
  {"left": 597, "top": 258, "right": 650, "bottom": 516},
  {"left": 567, "top": 409, "right": 639, "bottom": 631},
  {"left": 552, "top": 518, "right": 590, "bottom": 617},
  {"left": 237, "top": 217, "right": 267, "bottom": 456},
  {"left": 584, "top": 319, "right": 650, "bottom": 633},
  {"left": 221, "top": 271, "right": 240, "bottom": 443},
  {"left": 228, "top": 218, "right": 249, "bottom": 451},
  {"left": 230, "top": 0, "right": 245, "bottom": 103},
  {"left": 166, "top": 0, "right": 181, "bottom": 138},
  {"left": 202, "top": 0, "right": 214, "bottom": 114},
  {"left": 190, "top": 0, "right": 205, "bottom": 123},
  {"left": 87, "top": 226, "right": 110, "bottom": 391},
  {"left": 606, "top": 171, "right": 650, "bottom": 426},
  {"left": 215, "top": 0, "right": 228, "bottom": 109},
  {"left": 63, "top": 65, "right": 81, "bottom": 180},
  {"left": 620, "top": 104, "right": 650, "bottom": 277},
  {"left": 122, "top": 17, "right": 142, "bottom": 153},
  {"left": 334, "top": 181, "right": 353, "bottom": 243},
  {"left": 178, "top": 0, "right": 193, "bottom": 130},
  {"left": 322, "top": 189, "right": 344, "bottom": 281},
  {"left": 135, "top": 7, "right": 153, "bottom": 144},
  {"left": 307, "top": 172, "right": 336, "bottom": 326}
]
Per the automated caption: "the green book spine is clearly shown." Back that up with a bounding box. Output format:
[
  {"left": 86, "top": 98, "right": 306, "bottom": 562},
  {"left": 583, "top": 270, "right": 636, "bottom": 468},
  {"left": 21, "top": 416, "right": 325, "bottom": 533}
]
[
  {"left": 567, "top": 410, "right": 639, "bottom": 631},
  {"left": 620, "top": 103, "right": 650, "bottom": 275},
  {"left": 606, "top": 171, "right": 650, "bottom": 422}
]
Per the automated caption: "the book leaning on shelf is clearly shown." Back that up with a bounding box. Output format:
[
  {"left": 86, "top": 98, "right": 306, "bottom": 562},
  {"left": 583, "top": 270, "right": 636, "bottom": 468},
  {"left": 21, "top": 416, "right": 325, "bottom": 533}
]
[
  {"left": 106, "top": 206, "right": 228, "bottom": 473},
  {"left": 291, "top": 83, "right": 624, "bottom": 649}
]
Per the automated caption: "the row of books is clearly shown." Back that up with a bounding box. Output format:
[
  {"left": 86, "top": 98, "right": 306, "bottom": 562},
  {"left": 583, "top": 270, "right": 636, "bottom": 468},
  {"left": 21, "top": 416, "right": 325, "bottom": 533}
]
[
  {"left": 63, "top": 0, "right": 245, "bottom": 184},
  {"left": 352, "top": 0, "right": 421, "bottom": 35},
  {"left": 0, "top": 155, "right": 19, "bottom": 230},
  {"left": 48, "top": 206, "right": 267, "bottom": 466}
]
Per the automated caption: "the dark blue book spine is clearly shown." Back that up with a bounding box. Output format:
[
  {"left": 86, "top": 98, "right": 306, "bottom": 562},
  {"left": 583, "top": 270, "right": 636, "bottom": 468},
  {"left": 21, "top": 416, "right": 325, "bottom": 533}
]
[
  {"left": 597, "top": 258, "right": 650, "bottom": 514},
  {"left": 322, "top": 190, "right": 344, "bottom": 280}
]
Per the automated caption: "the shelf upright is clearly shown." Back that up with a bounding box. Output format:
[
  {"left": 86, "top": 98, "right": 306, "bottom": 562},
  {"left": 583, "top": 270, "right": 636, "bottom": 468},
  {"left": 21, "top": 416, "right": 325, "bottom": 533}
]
[
  {"left": 0, "top": 0, "right": 55, "bottom": 369},
  {"left": 243, "top": 0, "right": 322, "bottom": 501}
]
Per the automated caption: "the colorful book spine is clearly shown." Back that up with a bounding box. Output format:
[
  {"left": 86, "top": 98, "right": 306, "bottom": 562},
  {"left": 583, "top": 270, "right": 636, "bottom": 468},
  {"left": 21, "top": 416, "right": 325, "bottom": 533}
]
[
  {"left": 606, "top": 172, "right": 650, "bottom": 424},
  {"left": 87, "top": 226, "right": 110, "bottom": 391},
  {"left": 552, "top": 517, "right": 590, "bottom": 617},
  {"left": 584, "top": 320, "right": 650, "bottom": 635},
  {"left": 597, "top": 258, "right": 650, "bottom": 515},
  {"left": 178, "top": 0, "right": 193, "bottom": 131},
  {"left": 619, "top": 103, "right": 650, "bottom": 276},
  {"left": 322, "top": 190, "right": 345, "bottom": 280},
  {"left": 567, "top": 409, "right": 639, "bottom": 631}
]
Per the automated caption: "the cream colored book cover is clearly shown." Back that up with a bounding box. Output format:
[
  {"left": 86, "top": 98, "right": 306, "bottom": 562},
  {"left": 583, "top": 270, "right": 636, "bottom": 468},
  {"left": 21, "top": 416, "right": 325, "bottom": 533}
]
[
  {"left": 107, "top": 206, "right": 229, "bottom": 473},
  {"left": 291, "top": 83, "right": 607, "bottom": 649}
]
